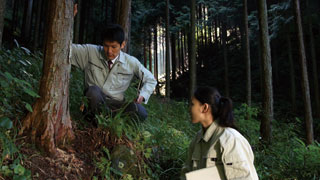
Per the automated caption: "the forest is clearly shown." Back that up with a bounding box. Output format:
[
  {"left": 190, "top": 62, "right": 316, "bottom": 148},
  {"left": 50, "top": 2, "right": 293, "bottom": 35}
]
[{"left": 0, "top": 0, "right": 320, "bottom": 179}]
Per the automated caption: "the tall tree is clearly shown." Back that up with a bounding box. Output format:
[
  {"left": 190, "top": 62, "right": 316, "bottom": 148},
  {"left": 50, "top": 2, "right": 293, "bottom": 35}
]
[
  {"left": 74, "top": 0, "right": 81, "bottom": 44},
  {"left": 22, "top": 0, "right": 33, "bottom": 44},
  {"left": 0, "top": 0, "right": 5, "bottom": 48},
  {"left": 165, "top": 0, "right": 171, "bottom": 98},
  {"left": 189, "top": 0, "right": 196, "bottom": 99},
  {"left": 115, "top": 0, "right": 132, "bottom": 53},
  {"left": 293, "top": 0, "right": 314, "bottom": 144},
  {"left": 243, "top": 0, "right": 252, "bottom": 106},
  {"left": 33, "top": 0, "right": 43, "bottom": 50},
  {"left": 258, "top": 0, "right": 273, "bottom": 143},
  {"left": 19, "top": 0, "right": 74, "bottom": 156}
]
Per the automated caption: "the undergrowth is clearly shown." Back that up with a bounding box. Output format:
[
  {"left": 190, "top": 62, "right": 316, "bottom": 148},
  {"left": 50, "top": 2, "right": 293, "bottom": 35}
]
[{"left": 0, "top": 47, "right": 319, "bottom": 180}]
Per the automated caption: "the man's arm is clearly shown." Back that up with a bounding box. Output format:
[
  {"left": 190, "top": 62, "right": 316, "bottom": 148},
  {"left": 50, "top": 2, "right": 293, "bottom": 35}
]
[{"left": 133, "top": 59, "right": 157, "bottom": 104}]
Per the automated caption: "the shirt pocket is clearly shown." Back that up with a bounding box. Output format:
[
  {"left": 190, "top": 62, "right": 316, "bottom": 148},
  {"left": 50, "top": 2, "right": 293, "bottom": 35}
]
[
  {"left": 113, "top": 72, "right": 133, "bottom": 89},
  {"left": 223, "top": 155, "right": 250, "bottom": 179},
  {"left": 88, "top": 62, "right": 105, "bottom": 86}
]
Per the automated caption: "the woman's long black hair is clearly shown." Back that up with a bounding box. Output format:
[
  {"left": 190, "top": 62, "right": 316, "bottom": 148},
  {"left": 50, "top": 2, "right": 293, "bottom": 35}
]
[{"left": 193, "top": 86, "right": 237, "bottom": 129}]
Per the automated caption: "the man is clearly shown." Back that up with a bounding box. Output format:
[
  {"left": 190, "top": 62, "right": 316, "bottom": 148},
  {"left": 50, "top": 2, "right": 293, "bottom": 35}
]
[{"left": 71, "top": 24, "right": 157, "bottom": 120}]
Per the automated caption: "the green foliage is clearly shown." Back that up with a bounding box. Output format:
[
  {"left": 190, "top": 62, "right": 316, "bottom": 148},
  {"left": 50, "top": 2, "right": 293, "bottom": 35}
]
[
  {"left": 0, "top": 47, "right": 41, "bottom": 180},
  {"left": 235, "top": 105, "right": 320, "bottom": 180}
]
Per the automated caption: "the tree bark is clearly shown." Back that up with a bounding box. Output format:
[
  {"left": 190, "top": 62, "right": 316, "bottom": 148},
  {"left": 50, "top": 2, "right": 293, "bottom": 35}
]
[
  {"left": 287, "top": 34, "right": 296, "bottom": 112},
  {"left": 243, "top": 0, "right": 251, "bottom": 106},
  {"left": 258, "top": 0, "right": 273, "bottom": 143},
  {"left": 0, "top": 0, "right": 5, "bottom": 48},
  {"left": 115, "top": 0, "right": 131, "bottom": 53},
  {"left": 19, "top": 0, "right": 75, "bottom": 156},
  {"left": 189, "top": 0, "right": 196, "bottom": 99},
  {"left": 293, "top": 0, "right": 314, "bottom": 145},
  {"left": 165, "top": 0, "right": 171, "bottom": 98},
  {"left": 222, "top": 22, "right": 229, "bottom": 97}
]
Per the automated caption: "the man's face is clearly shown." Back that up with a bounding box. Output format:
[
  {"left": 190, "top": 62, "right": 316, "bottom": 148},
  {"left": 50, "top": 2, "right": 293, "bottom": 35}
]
[{"left": 103, "top": 40, "right": 125, "bottom": 60}]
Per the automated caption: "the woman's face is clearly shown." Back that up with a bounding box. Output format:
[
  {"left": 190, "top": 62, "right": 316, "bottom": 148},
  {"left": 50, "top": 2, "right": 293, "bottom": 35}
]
[{"left": 190, "top": 97, "right": 205, "bottom": 124}]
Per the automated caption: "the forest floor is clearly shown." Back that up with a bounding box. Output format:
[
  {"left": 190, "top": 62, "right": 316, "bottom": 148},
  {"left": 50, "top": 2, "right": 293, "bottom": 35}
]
[{"left": 17, "top": 122, "right": 134, "bottom": 180}]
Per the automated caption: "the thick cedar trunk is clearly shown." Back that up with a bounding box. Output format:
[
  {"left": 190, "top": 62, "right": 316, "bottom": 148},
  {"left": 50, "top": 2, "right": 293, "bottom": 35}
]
[
  {"left": 115, "top": 0, "right": 131, "bottom": 53},
  {"left": 189, "top": 0, "right": 196, "bottom": 99},
  {"left": 287, "top": 34, "right": 296, "bottom": 112},
  {"left": 222, "top": 22, "right": 229, "bottom": 97},
  {"left": 258, "top": 0, "right": 273, "bottom": 143},
  {"left": 0, "top": 0, "right": 5, "bottom": 48},
  {"left": 243, "top": 0, "right": 251, "bottom": 106},
  {"left": 33, "top": 0, "right": 42, "bottom": 50},
  {"left": 307, "top": 1, "right": 320, "bottom": 118},
  {"left": 20, "top": 0, "right": 74, "bottom": 156},
  {"left": 293, "top": 0, "right": 314, "bottom": 144},
  {"left": 165, "top": 0, "right": 170, "bottom": 98}
]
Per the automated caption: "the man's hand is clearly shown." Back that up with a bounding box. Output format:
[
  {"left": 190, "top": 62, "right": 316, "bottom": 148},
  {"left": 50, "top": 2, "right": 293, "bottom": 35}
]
[
  {"left": 74, "top": 3, "right": 78, "bottom": 17},
  {"left": 136, "top": 95, "right": 145, "bottom": 104}
]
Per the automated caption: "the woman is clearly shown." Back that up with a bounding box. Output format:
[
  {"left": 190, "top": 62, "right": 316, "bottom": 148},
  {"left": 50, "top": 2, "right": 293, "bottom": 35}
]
[{"left": 181, "top": 87, "right": 258, "bottom": 180}]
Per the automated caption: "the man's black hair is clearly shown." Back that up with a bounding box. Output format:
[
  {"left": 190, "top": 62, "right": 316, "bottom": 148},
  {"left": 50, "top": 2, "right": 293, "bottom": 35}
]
[{"left": 101, "top": 24, "right": 125, "bottom": 45}]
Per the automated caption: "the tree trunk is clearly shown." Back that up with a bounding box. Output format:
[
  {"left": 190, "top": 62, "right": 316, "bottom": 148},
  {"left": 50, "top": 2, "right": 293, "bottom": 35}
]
[
  {"left": 23, "top": 0, "right": 33, "bottom": 44},
  {"left": 155, "top": 26, "right": 160, "bottom": 95},
  {"left": 222, "top": 22, "right": 229, "bottom": 97},
  {"left": 243, "top": 0, "right": 251, "bottom": 106},
  {"left": 115, "top": 0, "right": 131, "bottom": 53},
  {"left": 143, "top": 29, "right": 147, "bottom": 68},
  {"left": 177, "top": 31, "right": 181, "bottom": 73},
  {"left": 33, "top": 0, "right": 42, "bottom": 50},
  {"left": 189, "top": 0, "right": 196, "bottom": 99},
  {"left": 0, "top": 0, "right": 5, "bottom": 48},
  {"left": 214, "top": 17, "right": 218, "bottom": 45},
  {"left": 74, "top": 0, "right": 81, "bottom": 44},
  {"left": 287, "top": 34, "right": 296, "bottom": 112},
  {"left": 171, "top": 34, "right": 176, "bottom": 81},
  {"left": 79, "top": 0, "right": 87, "bottom": 43},
  {"left": 307, "top": 1, "right": 320, "bottom": 118},
  {"left": 165, "top": 0, "right": 170, "bottom": 98},
  {"left": 258, "top": 0, "right": 273, "bottom": 143},
  {"left": 149, "top": 28, "right": 153, "bottom": 73},
  {"left": 293, "top": 0, "right": 314, "bottom": 145},
  {"left": 19, "top": 0, "right": 75, "bottom": 156}
]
